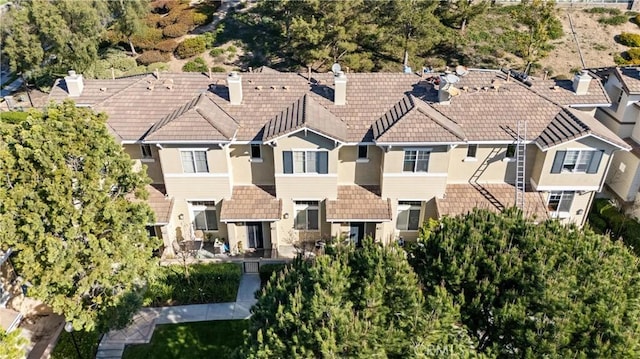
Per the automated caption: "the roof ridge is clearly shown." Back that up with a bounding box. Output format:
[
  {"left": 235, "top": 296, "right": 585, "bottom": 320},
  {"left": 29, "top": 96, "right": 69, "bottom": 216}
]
[
  {"left": 146, "top": 94, "right": 202, "bottom": 138},
  {"left": 194, "top": 94, "right": 239, "bottom": 139},
  {"left": 94, "top": 74, "right": 154, "bottom": 108},
  {"left": 412, "top": 97, "right": 466, "bottom": 140}
]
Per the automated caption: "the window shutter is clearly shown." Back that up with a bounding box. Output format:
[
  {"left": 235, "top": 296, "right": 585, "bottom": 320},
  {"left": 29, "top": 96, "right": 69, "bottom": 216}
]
[
  {"left": 551, "top": 151, "right": 566, "bottom": 174},
  {"left": 587, "top": 150, "right": 604, "bottom": 174},
  {"left": 317, "top": 152, "right": 328, "bottom": 174},
  {"left": 283, "top": 151, "right": 293, "bottom": 173}
]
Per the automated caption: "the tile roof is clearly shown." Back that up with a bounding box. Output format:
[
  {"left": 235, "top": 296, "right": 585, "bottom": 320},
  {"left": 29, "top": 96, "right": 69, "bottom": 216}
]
[
  {"left": 145, "top": 93, "right": 238, "bottom": 142},
  {"left": 48, "top": 70, "right": 623, "bottom": 149},
  {"left": 128, "top": 184, "right": 174, "bottom": 224},
  {"left": 263, "top": 94, "right": 348, "bottom": 142},
  {"left": 528, "top": 77, "right": 610, "bottom": 106},
  {"left": 373, "top": 94, "right": 466, "bottom": 143},
  {"left": 616, "top": 67, "right": 640, "bottom": 94},
  {"left": 537, "top": 108, "right": 591, "bottom": 150},
  {"left": 219, "top": 185, "right": 281, "bottom": 221},
  {"left": 436, "top": 183, "right": 549, "bottom": 221},
  {"left": 326, "top": 185, "right": 392, "bottom": 221}
]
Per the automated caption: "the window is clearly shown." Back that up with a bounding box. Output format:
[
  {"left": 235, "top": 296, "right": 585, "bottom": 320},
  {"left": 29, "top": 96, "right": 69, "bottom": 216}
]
[
  {"left": 357, "top": 145, "right": 368, "bottom": 159},
  {"left": 403, "top": 150, "right": 430, "bottom": 172},
  {"left": 466, "top": 144, "right": 477, "bottom": 158},
  {"left": 190, "top": 201, "right": 218, "bottom": 230},
  {"left": 547, "top": 191, "right": 574, "bottom": 212},
  {"left": 181, "top": 150, "right": 209, "bottom": 173},
  {"left": 396, "top": 201, "right": 421, "bottom": 230},
  {"left": 283, "top": 151, "right": 328, "bottom": 174},
  {"left": 551, "top": 150, "right": 603, "bottom": 174},
  {"left": 294, "top": 201, "right": 319, "bottom": 230},
  {"left": 145, "top": 225, "right": 157, "bottom": 238},
  {"left": 141, "top": 144, "right": 153, "bottom": 159},
  {"left": 250, "top": 144, "right": 261, "bottom": 159},
  {"left": 506, "top": 144, "right": 516, "bottom": 158}
]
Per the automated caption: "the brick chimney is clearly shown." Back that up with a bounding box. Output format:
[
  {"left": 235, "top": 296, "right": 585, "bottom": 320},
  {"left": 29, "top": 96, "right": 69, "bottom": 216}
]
[
  {"left": 572, "top": 70, "right": 592, "bottom": 96},
  {"left": 64, "top": 70, "right": 84, "bottom": 97},
  {"left": 227, "top": 72, "right": 242, "bottom": 105},
  {"left": 334, "top": 71, "right": 347, "bottom": 106}
]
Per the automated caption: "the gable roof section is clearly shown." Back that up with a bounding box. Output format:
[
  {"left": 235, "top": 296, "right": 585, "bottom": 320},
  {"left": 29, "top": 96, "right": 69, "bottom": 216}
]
[
  {"left": 528, "top": 77, "right": 610, "bottom": 106},
  {"left": 536, "top": 107, "right": 630, "bottom": 150},
  {"left": 615, "top": 67, "right": 640, "bottom": 94},
  {"left": 373, "top": 95, "right": 466, "bottom": 143},
  {"left": 144, "top": 93, "right": 238, "bottom": 142},
  {"left": 263, "top": 94, "right": 348, "bottom": 142}
]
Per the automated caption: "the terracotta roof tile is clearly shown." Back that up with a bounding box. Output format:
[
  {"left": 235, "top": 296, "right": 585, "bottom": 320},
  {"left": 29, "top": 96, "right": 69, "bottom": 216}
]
[
  {"left": 127, "top": 184, "right": 174, "bottom": 224},
  {"left": 326, "top": 185, "right": 392, "bottom": 221},
  {"left": 436, "top": 184, "right": 549, "bottom": 221},
  {"left": 220, "top": 186, "right": 281, "bottom": 221}
]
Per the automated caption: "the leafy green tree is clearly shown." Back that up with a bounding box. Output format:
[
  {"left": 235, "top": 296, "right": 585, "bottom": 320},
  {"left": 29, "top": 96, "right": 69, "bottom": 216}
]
[
  {"left": 513, "top": 0, "right": 563, "bottom": 68},
  {"left": 409, "top": 209, "right": 640, "bottom": 358},
  {"left": 0, "top": 328, "right": 28, "bottom": 359},
  {"left": 0, "top": 102, "right": 159, "bottom": 332},
  {"left": 438, "top": 0, "right": 490, "bottom": 33},
  {"left": 108, "top": 0, "right": 150, "bottom": 55},
  {"left": 243, "top": 241, "right": 480, "bottom": 358}
]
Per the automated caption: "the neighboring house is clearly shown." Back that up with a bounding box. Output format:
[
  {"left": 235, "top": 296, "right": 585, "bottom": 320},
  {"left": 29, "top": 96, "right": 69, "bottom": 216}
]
[
  {"left": 591, "top": 66, "right": 640, "bottom": 215},
  {"left": 48, "top": 67, "right": 629, "bottom": 256}
]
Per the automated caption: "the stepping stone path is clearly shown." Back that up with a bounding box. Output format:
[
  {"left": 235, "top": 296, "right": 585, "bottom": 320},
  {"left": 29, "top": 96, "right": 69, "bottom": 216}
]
[{"left": 96, "top": 273, "right": 261, "bottom": 359}]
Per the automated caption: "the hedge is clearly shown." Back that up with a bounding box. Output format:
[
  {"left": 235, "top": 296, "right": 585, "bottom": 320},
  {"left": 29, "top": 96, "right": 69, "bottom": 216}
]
[
  {"left": 618, "top": 32, "right": 640, "bottom": 47},
  {"left": 211, "top": 66, "right": 226, "bottom": 72},
  {"left": 155, "top": 39, "right": 179, "bottom": 52},
  {"left": 136, "top": 50, "right": 171, "bottom": 66},
  {"left": 175, "top": 37, "right": 206, "bottom": 59},
  {"left": 143, "top": 263, "right": 242, "bottom": 306},
  {"left": 131, "top": 27, "right": 164, "bottom": 50},
  {"left": 588, "top": 199, "right": 640, "bottom": 256},
  {"left": 163, "top": 23, "right": 190, "bottom": 38},
  {"left": 600, "top": 15, "right": 628, "bottom": 26},
  {"left": 0, "top": 111, "right": 29, "bottom": 124}
]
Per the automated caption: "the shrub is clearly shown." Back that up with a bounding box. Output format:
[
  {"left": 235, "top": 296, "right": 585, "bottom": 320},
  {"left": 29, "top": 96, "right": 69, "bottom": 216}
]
[
  {"left": 614, "top": 53, "right": 628, "bottom": 64},
  {"left": 143, "top": 263, "right": 241, "bottom": 306},
  {"left": 210, "top": 66, "right": 226, "bottom": 72},
  {"left": 209, "top": 47, "right": 224, "bottom": 57},
  {"left": 226, "top": 45, "right": 237, "bottom": 54},
  {"left": 585, "top": 7, "right": 621, "bottom": 15},
  {"left": 136, "top": 50, "right": 171, "bottom": 65},
  {"left": 0, "top": 111, "right": 29, "bottom": 124},
  {"left": 618, "top": 32, "right": 640, "bottom": 47},
  {"left": 155, "top": 39, "right": 179, "bottom": 52},
  {"left": 201, "top": 32, "right": 216, "bottom": 48},
  {"left": 175, "top": 37, "right": 206, "bottom": 59},
  {"left": 163, "top": 22, "right": 190, "bottom": 38},
  {"left": 628, "top": 47, "right": 640, "bottom": 60},
  {"left": 147, "top": 62, "right": 169, "bottom": 72},
  {"left": 131, "top": 27, "right": 163, "bottom": 50},
  {"left": 599, "top": 14, "right": 628, "bottom": 26},
  {"left": 258, "top": 263, "right": 286, "bottom": 285},
  {"left": 193, "top": 12, "right": 208, "bottom": 26},
  {"left": 588, "top": 199, "right": 640, "bottom": 256},
  {"left": 145, "top": 13, "right": 163, "bottom": 28},
  {"left": 182, "top": 57, "right": 208, "bottom": 72}
]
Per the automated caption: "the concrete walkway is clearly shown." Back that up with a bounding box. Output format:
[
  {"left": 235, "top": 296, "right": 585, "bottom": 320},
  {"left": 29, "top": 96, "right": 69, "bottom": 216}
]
[{"left": 96, "top": 273, "right": 261, "bottom": 359}]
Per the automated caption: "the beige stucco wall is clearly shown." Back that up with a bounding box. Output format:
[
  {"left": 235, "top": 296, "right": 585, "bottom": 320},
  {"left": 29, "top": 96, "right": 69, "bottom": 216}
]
[
  {"left": 159, "top": 145, "right": 230, "bottom": 174},
  {"left": 123, "top": 144, "right": 164, "bottom": 183},
  {"left": 606, "top": 150, "right": 640, "bottom": 202},
  {"left": 338, "top": 145, "right": 382, "bottom": 186},
  {"left": 169, "top": 200, "right": 228, "bottom": 245},
  {"left": 381, "top": 146, "right": 449, "bottom": 199},
  {"left": 446, "top": 144, "right": 538, "bottom": 184},
  {"left": 273, "top": 132, "right": 339, "bottom": 199},
  {"left": 229, "top": 144, "right": 275, "bottom": 185},
  {"left": 541, "top": 190, "right": 593, "bottom": 226},
  {"left": 276, "top": 199, "right": 331, "bottom": 243},
  {"left": 532, "top": 137, "right": 615, "bottom": 190}
]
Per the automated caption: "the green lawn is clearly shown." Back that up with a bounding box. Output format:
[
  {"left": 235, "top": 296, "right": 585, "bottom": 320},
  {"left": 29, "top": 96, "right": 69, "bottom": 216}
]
[{"left": 122, "top": 320, "right": 249, "bottom": 359}]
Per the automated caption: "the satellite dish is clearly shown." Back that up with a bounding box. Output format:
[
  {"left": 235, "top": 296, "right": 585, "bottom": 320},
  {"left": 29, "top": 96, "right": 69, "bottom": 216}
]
[
  {"left": 445, "top": 74, "right": 460, "bottom": 84},
  {"left": 331, "top": 63, "right": 341, "bottom": 73},
  {"left": 455, "top": 65, "right": 469, "bottom": 76}
]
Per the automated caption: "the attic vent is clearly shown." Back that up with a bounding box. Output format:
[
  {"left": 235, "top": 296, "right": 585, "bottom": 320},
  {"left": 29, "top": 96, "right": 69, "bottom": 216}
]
[
  {"left": 99, "top": 87, "right": 107, "bottom": 92},
  {"left": 147, "top": 83, "right": 155, "bottom": 90},
  {"left": 462, "top": 86, "right": 469, "bottom": 91},
  {"left": 255, "top": 85, "right": 263, "bottom": 90},
  {"left": 163, "top": 79, "right": 174, "bottom": 90},
  {"left": 283, "top": 85, "right": 289, "bottom": 90},
  {"left": 270, "top": 85, "right": 276, "bottom": 90}
]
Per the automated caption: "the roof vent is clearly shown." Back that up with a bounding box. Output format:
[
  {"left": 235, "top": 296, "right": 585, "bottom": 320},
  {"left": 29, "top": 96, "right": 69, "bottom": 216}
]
[
  {"left": 572, "top": 70, "right": 591, "bottom": 96},
  {"left": 438, "top": 74, "right": 460, "bottom": 104},
  {"left": 509, "top": 69, "right": 533, "bottom": 87},
  {"left": 163, "top": 79, "right": 174, "bottom": 90}
]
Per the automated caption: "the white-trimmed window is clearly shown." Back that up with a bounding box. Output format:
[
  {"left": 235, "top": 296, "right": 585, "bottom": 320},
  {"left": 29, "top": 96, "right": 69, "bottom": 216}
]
[
  {"left": 396, "top": 201, "right": 421, "bottom": 230},
  {"left": 294, "top": 201, "right": 319, "bottom": 230},
  {"left": 551, "top": 150, "right": 603, "bottom": 174},
  {"left": 357, "top": 145, "right": 368, "bottom": 160},
  {"left": 250, "top": 144, "right": 262, "bottom": 160},
  {"left": 181, "top": 150, "right": 209, "bottom": 173},
  {"left": 403, "top": 150, "right": 430, "bottom": 172},
  {"left": 283, "top": 151, "right": 328, "bottom": 174},
  {"left": 466, "top": 144, "right": 477, "bottom": 158},
  {"left": 141, "top": 144, "right": 153, "bottom": 159},
  {"left": 190, "top": 201, "right": 218, "bottom": 231},
  {"left": 547, "top": 191, "right": 574, "bottom": 213}
]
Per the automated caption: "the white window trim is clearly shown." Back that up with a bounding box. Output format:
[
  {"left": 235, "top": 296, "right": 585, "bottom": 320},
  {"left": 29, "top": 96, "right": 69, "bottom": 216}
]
[
  {"left": 289, "top": 149, "right": 329, "bottom": 174},
  {"left": 546, "top": 191, "right": 574, "bottom": 217},
  {"left": 188, "top": 201, "right": 219, "bottom": 231},
  {"left": 402, "top": 149, "right": 432, "bottom": 173},
  {"left": 396, "top": 201, "right": 422, "bottom": 231},
  {"left": 294, "top": 200, "right": 320, "bottom": 231},
  {"left": 180, "top": 149, "right": 209, "bottom": 173},
  {"left": 561, "top": 150, "right": 595, "bottom": 174}
]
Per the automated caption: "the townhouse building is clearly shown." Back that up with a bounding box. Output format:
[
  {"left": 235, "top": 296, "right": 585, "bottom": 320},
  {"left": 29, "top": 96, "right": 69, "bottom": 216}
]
[{"left": 49, "top": 67, "right": 629, "bottom": 257}]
